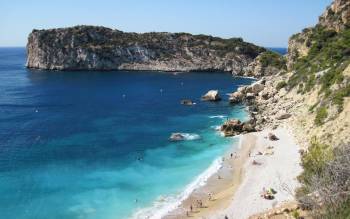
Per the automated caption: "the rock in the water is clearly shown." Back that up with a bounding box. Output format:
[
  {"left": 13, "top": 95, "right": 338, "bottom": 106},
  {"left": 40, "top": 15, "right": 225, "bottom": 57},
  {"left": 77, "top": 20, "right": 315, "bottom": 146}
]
[
  {"left": 169, "top": 133, "right": 186, "bottom": 141},
  {"left": 229, "top": 91, "right": 243, "bottom": 104},
  {"left": 181, "top": 99, "right": 195, "bottom": 106},
  {"left": 202, "top": 90, "right": 221, "bottom": 101}
]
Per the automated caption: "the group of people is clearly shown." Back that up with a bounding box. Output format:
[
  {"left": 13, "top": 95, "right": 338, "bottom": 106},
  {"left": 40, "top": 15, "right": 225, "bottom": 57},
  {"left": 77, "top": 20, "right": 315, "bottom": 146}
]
[{"left": 186, "top": 193, "right": 214, "bottom": 217}]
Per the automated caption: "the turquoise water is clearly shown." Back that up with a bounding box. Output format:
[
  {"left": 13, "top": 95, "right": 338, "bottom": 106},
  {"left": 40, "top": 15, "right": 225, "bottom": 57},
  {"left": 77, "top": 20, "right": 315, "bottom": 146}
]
[{"left": 0, "top": 48, "right": 253, "bottom": 219}]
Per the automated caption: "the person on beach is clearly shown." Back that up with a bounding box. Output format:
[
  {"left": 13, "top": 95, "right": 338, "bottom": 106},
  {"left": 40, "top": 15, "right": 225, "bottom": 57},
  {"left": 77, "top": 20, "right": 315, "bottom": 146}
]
[
  {"left": 190, "top": 204, "right": 193, "bottom": 212},
  {"left": 208, "top": 193, "right": 212, "bottom": 201},
  {"left": 230, "top": 153, "right": 233, "bottom": 158}
]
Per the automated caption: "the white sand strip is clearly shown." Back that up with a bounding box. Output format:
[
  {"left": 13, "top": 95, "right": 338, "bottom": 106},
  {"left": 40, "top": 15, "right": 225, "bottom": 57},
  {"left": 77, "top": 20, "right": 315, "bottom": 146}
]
[{"left": 209, "top": 127, "right": 302, "bottom": 219}]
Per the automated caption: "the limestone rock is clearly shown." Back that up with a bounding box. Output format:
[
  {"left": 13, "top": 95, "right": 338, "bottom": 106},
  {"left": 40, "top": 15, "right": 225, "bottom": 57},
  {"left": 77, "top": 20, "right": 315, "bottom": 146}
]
[
  {"left": 221, "top": 119, "right": 256, "bottom": 137},
  {"left": 229, "top": 91, "right": 243, "bottom": 103},
  {"left": 202, "top": 90, "right": 221, "bottom": 101},
  {"left": 26, "top": 26, "right": 266, "bottom": 72},
  {"left": 276, "top": 113, "right": 292, "bottom": 120}
]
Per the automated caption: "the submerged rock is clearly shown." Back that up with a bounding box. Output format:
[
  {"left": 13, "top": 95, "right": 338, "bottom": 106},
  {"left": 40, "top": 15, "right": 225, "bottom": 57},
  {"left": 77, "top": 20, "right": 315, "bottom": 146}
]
[
  {"left": 181, "top": 99, "right": 195, "bottom": 106},
  {"left": 202, "top": 90, "right": 221, "bottom": 101},
  {"left": 169, "top": 133, "right": 186, "bottom": 141}
]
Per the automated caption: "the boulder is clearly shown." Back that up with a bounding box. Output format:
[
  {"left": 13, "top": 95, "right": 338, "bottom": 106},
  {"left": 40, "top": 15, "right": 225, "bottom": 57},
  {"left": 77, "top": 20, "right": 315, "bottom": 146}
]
[
  {"left": 260, "top": 90, "right": 270, "bottom": 100},
  {"left": 237, "top": 86, "right": 247, "bottom": 94},
  {"left": 251, "top": 82, "right": 265, "bottom": 94},
  {"left": 242, "top": 123, "right": 255, "bottom": 132},
  {"left": 202, "top": 90, "right": 221, "bottom": 101},
  {"left": 221, "top": 119, "right": 256, "bottom": 137},
  {"left": 245, "top": 92, "right": 256, "bottom": 100},
  {"left": 181, "top": 99, "right": 195, "bottom": 106},
  {"left": 276, "top": 113, "right": 292, "bottom": 120},
  {"left": 229, "top": 91, "right": 243, "bottom": 104},
  {"left": 268, "top": 133, "right": 279, "bottom": 141}
]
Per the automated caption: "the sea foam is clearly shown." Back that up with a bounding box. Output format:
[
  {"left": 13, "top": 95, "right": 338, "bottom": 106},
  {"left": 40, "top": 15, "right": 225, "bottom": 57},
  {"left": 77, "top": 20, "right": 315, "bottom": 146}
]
[{"left": 131, "top": 157, "right": 223, "bottom": 219}]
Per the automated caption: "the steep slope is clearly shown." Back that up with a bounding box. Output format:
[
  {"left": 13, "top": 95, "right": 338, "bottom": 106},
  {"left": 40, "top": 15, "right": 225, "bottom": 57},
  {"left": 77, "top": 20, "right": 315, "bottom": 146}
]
[
  {"left": 228, "top": 1, "right": 350, "bottom": 218},
  {"left": 250, "top": 1, "right": 350, "bottom": 218},
  {"left": 26, "top": 26, "right": 265, "bottom": 74}
]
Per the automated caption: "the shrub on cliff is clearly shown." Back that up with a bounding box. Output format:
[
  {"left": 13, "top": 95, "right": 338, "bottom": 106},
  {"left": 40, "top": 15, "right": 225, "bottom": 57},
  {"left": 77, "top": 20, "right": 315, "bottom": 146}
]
[
  {"left": 288, "top": 27, "right": 350, "bottom": 92},
  {"left": 297, "top": 142, "right": 350, "bottom": 218},
  {"left": 259, "top": 51, "right": 287, "bottom": 70},
  {"left": 314, "top": 106, "right": 328, "bottom": 126},
  {"left": 276, "top": 81, "right": 287, "bottom": 90}
]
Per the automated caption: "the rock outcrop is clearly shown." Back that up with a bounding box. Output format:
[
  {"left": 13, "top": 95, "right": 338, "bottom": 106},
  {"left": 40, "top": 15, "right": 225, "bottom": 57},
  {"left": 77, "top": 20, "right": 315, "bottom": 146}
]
[
  {"left": 287, "top": 0, "right": 350, "bottom": 69},
  {"left": 319, "top": 0, "right": 350, "bottom": 32},
  {"left": 202, "top": 90, "right": 221, "bottom": 101},
  {"left": 220, "top": 119, "right": 256, "bottom": 137},
  {"left": 26, "top": 26, "right": 266, "bottom": 73}
]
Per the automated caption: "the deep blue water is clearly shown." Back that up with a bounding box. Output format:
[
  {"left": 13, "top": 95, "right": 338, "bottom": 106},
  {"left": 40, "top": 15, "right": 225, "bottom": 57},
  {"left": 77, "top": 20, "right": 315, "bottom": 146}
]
[
  {"left": 0, "top": 48, "right": 253, "bottom": 219},
  {"left": 267, "top": 47, "right": 288, "bottom": 55}
]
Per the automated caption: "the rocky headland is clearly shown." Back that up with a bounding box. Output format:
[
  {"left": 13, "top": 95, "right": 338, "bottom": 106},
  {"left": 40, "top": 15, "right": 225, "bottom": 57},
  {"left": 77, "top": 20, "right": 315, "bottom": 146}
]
[{"left": 26, "top": 26, "right": 270, "bottom": 76}]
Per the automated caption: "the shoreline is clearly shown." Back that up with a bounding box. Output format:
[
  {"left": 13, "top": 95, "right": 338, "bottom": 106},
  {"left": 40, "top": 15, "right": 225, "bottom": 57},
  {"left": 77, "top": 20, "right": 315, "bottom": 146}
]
[
  {"left": 162, "top": 133, "right": 257, "bottom": 219},
  {"left": 161, "top": 127, "right": 301, "bottom": 219}
]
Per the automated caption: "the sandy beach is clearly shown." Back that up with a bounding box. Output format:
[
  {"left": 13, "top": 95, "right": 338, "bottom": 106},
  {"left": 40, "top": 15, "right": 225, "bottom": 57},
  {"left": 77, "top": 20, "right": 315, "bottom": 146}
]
[{"left": 164, "top": 127, "right": 302, "bottom": 219}]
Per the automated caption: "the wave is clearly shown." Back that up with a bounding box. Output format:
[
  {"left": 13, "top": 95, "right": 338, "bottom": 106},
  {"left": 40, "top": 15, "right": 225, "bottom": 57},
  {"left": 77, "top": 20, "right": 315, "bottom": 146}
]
[
  {"left": 208, "top": 115, "right": 227, "bottom": 119},
  {"left": 131, "top": 157, "right": 223, "bottom": 219},
  {"left": 180, "top": 133, "right": 201, "bottom": 140}
]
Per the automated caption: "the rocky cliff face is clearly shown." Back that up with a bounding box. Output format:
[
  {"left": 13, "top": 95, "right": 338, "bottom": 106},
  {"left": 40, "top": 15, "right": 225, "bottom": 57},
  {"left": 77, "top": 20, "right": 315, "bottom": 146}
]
[
  {"left": 319, "top": 0, "right": 350, "bottom": 32},
  {"left": 287, "top": 0, "right": 350, "bottom": 69},
  {"left": 26, "top": 26, "right": 265, "bottom": 73}
]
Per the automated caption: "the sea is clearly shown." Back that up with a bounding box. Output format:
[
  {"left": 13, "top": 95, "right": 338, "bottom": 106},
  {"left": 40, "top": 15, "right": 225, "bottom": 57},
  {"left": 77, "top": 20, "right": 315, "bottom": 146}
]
[{"left": 0, "top": 47, "right": 256, "bottom": 219}]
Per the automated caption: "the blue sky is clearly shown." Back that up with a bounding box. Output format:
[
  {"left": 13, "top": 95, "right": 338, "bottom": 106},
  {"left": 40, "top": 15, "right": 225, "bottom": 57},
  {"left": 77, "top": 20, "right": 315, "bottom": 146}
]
[{"left": 0, "top": 0, "right": 332, "bottom": 47}]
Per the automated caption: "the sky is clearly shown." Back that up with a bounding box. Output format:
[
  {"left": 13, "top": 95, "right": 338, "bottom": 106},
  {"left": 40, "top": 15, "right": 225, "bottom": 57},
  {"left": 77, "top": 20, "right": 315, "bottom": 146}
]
[{"left": 0, "top": 0, "right": 332, "bottom": 47}]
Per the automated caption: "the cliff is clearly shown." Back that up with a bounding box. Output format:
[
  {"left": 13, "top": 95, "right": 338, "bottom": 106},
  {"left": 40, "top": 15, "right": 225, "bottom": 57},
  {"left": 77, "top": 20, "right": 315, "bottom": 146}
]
[
  {"left": 229, "top": 0, "right": 350, "bottom": 217},
  {"left": 26, "top": 26, "right": 266, "bottom": 74},
  {"left": 287, "top": 0, "right": 350, "bottom": 69}
]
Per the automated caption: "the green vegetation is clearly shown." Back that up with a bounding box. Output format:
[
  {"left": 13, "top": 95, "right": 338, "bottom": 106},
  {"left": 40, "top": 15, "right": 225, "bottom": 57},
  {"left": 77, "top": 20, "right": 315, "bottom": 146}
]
[
  {"left": 298, "top": 139, "right": 333, "bottom": 187},
  {"left": 276, "top": 81, "right": 287, "bottom": 90},
  {"left": 314, "top": 106, "right": 328, "bottom": 126},
  {"left": 297, "top": 142, "right": 350, "bottom": 218},
  {"left": 259, "top": 51, "right": 287, "bottom": 70},
  {"left": 286, "top": 26, "right": 350, "bottom": 119},
  {"left": 332, "top": 84, "right": 350, "bottom": 110},
  {"left": 288, "top": 27, "right": 350, "bottom": 92}
]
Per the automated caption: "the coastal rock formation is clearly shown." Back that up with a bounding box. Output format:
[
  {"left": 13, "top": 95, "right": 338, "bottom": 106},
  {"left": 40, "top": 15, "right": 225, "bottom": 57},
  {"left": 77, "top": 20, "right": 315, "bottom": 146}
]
[
  {"left": 202, "top": 90, "right": 221, "bottom": 101},
  {"left": 26, "top": 26, "right": 266, "bottom": 73},
  {"left": 220, "top": 119, "right": 256, "bottom": 137},
  {"left": 229, "top": 80, "right": 268, "bottom": 104},
  {"left": 319, "top": 0, "right": 350, "bottom": 32},
  {"left": 287, "top": 0, "right": 350, "bottom": 69},
  {"left": 243, "top": 51, "right": 287, "bottom": 77}
]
